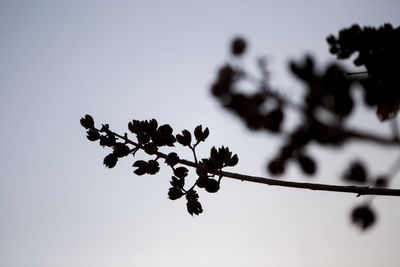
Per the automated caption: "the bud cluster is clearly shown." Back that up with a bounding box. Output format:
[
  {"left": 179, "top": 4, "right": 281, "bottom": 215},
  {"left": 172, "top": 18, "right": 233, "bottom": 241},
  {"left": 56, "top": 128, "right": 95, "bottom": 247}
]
[{"left": 81, "top": 115, "right": 238, "bottom": 216}]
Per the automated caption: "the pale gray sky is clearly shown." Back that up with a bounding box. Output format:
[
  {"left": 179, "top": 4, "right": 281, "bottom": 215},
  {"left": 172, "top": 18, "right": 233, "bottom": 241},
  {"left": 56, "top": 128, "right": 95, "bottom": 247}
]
[{"left": 1, "top": 0, "right": 400, "bottom": 266}]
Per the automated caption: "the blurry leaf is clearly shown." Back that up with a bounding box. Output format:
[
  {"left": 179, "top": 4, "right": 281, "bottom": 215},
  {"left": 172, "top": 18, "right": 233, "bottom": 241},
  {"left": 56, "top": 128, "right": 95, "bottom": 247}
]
[
  {"left": 231, "top": 37, "right": 247, "bottom": 56},
  {"left": 375, "top": 176, "right": 388, "bottom": 187},
  {"left": 351, "top": 205, "right": 376, "bottom": 231},
  {"left": 267, "top": 158, "right": 285, "bottom": 176},
  {"left": 343, "top": 161, "right": 367, "bottom": 184},
  {"left": 296, "top": 154, "right": 316, "bottom": 176}
]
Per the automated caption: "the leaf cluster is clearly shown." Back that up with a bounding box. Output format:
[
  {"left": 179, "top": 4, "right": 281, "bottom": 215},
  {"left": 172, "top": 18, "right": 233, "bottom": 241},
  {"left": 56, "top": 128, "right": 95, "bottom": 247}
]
[
  {"left": 81, "top": 115, "right": 238, "bottom": 216},
  {"left": 208, "top": 25, "right": 400, "bottom": 230},
  {"left": 327, "top": 24, "right": 400, "bottom": 120}
]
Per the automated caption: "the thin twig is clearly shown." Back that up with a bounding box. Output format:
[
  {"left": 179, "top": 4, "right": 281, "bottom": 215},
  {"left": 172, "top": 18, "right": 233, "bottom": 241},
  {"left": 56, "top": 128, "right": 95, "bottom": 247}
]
[
  {"left": 347, "top": 71, "right": 369, "bottom": 76},
  {"left": 112, "top": 131, "right": 400, "bottom": 197}
]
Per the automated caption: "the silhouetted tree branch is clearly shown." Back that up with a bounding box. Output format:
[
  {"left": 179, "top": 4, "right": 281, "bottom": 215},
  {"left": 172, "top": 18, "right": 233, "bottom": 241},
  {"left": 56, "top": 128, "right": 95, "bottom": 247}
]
[
  {"left": 81, "top": 23, "right": 400, "bottom": 231},
  {"left": 106, "top": 128, "right": 400, "bottom": 196}
]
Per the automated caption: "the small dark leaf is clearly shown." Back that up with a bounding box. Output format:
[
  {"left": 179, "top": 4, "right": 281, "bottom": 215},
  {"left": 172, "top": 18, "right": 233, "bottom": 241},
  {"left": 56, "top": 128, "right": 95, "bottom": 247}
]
[
  {"left": 166, "top": 152, "right": 179, "bottom": 167},
  {"left": 168, "top": 187, "right": 184, "bottom": 200},
  {"left": 133, "top": 160, "right": 148, "bottom": 175},
  {"left": 158, "top": 124, "right": 173, "bottom": 136},
  {"left": 196, "top": 175, "right": 209, "bottom": 188},
  {"left": 176, "top": 130, "right": 192, "bottom": 146},
  {"left": 174, "top": 167, "right": 189, "bottom": 179},
  {"left": 297, "top": 154, "right": 316, "bottom": 175},
  {"left": 170, "top": 176, "right": 185, "bottom": 189},
  {"left": 266, "top": 108, "right": 284, "bottom": 132},
  {"left": 80, "top": 114, "right": 95, "bottom": 129},
  {"left": 209, "top": 146, "right": 234, "bottom": 169},
  {"left": 186, "top": 200, "right": 203, "bottom": 216},
  {"left": 86, "top": 129, "right": 101, "bottom": 141},
  {"left": 210, "top": 146, "right": 218, "bottom": 159},
  {"left": 99, "top": 134, "right": 116, "bottom": 147},
  {"left": 153, "top": 124, "right": 176, "bottom": 147},
  {"left": 194, "top": 125, "right": 209, "bottom": 143},
  {"left": 226, "top": 154, "right": 239, "bottom": 167},
  {"left": 128, "top": 120, "right": 141, "bottom": 134},
  {"left": 147, "top": 119, "right": 158, "bottom": 136},
  {"left": 185, "top": 190, "right": 203, "bottom": 216},
  {"left": 351, "top": 205, "right": 376, "bottom": 231},
  {"left": 136, "top": 130, "right": 151, "bottom": 144},
  {"left": 196, "top": 168, "right": 208, "bottom": 177},
  {"left": 103, "top": 154, "right": 118, "bottom": 168},
  {"left": 147, "top": 160, "right": 160, "bottom": 175},
  {"left": 143, "top": 142, "right": 158, "bottom": 155},
  {"left": 267, "top": 158, "right": 285, "bottom": 176},
  {"left": 375, "top": 176, "right": 388, "bottom": 187},
  {"left": 186, "top": 189, "right": 199, "bottom": 201},
  {"left": 343, "top": 161, "right": 367, "bottom": 184},
  {"left": 205, "top": 179, "right": 220, "bottom": 193},
  {"left": 231, "top": 37, "right": 247, "bottom": 56},
  {"left": 113, "top": 143, "right": 130, "bottom": 158}
]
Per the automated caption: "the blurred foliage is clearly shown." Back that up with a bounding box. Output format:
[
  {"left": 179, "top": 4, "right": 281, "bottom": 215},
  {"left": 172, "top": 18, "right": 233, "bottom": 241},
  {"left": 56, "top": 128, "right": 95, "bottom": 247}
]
[{"left": 82, "top": 24, "right": 400, "bottom": 231}]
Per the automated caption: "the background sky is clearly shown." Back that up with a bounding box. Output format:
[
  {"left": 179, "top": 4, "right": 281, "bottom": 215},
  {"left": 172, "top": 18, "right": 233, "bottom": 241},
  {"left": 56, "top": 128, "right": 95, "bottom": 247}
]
[{"left": 1, "top": 0, "right": 400, "bottom": 266}]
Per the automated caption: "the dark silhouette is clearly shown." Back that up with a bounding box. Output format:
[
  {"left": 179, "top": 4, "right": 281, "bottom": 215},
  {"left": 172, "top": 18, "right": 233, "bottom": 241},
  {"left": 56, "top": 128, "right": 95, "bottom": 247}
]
[{"left": 81, "top": 24, "right": 400, "bottom": 231}]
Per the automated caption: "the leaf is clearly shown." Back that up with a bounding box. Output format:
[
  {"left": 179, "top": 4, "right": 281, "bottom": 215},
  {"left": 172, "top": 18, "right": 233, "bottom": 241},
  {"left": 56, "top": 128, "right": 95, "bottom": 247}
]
[
  {"left": 205, "top": 179, "right": 220, "bottom": 193},
  {"left": 176, "top": 130, "right": 192, "bottom": 146},
  {"left": 103, "top": 154, "right": 118, "bottom": 168},
  {"left": 170, "top": 176, "right": 185, "bottom": 189},
  {"left": 86, "top": 129, "right": 100, "bottom": 141},
  {"left": 133, "top": 160, "right": 148, "bottom": 175},
  {"left": 351, "top": 205, "right": 376, "bottom": 231},
  {"left": 267, "top": 158, "right": 285, "bottom": 176},
  {"left": 113, "top": 143, "right": 130, "bottom": 158},
  {"left": 194, "top": 125, "right": 209, "bottom": 142},
  {"left": 165, "top": 152, "right": 179, "bottom": 167},
  {"left": 231, "top": 37, "right": 247, "bottom": 56},
  {"left": 296, "top": 154, "right": 316, "bottom": 176},
  {"left": 343, "top": 161, "right": 367, "bottom": 184},
  {"left": 147, "top": 160, "right": 160, "bottom": 175},
  {"left": 226, "top": 154, "right": 239, "bottom": 167},
  {"left": 80, "top": 114, "right": 95, "bottom": 129},
  {"left": 174, "top": 167, "right": 188, "bottom": 179},
  {"left": 168, "top": 187, "right": 184, "bottom": 200}
]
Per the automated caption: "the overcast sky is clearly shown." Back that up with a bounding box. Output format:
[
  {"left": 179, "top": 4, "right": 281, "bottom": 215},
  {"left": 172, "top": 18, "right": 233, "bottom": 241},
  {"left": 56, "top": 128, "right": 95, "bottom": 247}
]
[{"left": 1, "top": 1, "right": 400, "bottom": 266}]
